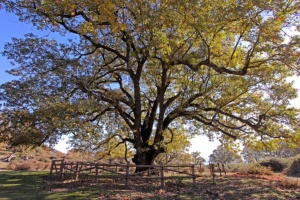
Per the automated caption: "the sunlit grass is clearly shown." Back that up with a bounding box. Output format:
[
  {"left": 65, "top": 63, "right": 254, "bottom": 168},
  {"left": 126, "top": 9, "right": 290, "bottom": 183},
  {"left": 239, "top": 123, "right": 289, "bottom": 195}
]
[
  {"left": 6, "top": 179, "right": 22, "bottom": 182},
  {"left": 1, "top": 183, "right": 21, "bottom": 187},
  {"left": 0, "top": 170, "right": 299, "bottom": 199}
]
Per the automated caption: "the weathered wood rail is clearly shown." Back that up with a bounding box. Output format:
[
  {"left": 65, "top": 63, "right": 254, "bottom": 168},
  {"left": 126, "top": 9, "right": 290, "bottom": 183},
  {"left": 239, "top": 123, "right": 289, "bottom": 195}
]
[
  {"left": 208, "top": 163, "right": 227, "bottom": 183},
  {"left": 50, "top": 159, "right": 198, "bottom": 188}
]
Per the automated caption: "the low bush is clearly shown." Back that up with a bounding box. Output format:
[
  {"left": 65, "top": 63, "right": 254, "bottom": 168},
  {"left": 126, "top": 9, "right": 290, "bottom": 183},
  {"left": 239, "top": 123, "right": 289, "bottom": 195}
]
[
  {"left": 247, "top": 163, "right": 273, "bottom": 175},
  {"left": 226, "top": 163, "right": 249, "bottom": 173},
  {"left": 38, "top": 157, "right": 50, "bottom": 163},
  {"left": 8, "top": 160, "right": 39, "bottom": 171},
  {"left": 285, "top": 155, "right": 300, "bottom": 176},
  {"left": 226, "top": 162, "right": 273, "bottom": 175},
  {"left": 43, "top": 163, "right": 51, "bottom": 170},
  {"left": 7, "top": 163, "right": 16, "bottom": 170},
  {"left": 35, "top": 162, "right": 45, "bottom": 170},
  {"left": 15, "top": 163, "right": 33, "bottom": 170},
  {"left": 7, "top": 158, "right": 22, "bottom": 170},
  {"left": 281, "top": 178, "right": 300, "bottom": 189},
  {"left": 260, "top": 158, "right": 289, "bottom": 172}
]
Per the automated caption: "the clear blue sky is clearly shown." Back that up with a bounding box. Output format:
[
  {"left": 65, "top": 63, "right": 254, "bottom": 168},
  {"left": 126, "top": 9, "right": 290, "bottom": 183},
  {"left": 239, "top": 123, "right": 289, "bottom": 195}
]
[
  {"left": 0, "top": 9, "right": 69, "bottom": 84},
  {"left": 0, "top": 10, "right": 26, "bottom": 84},
  {"left": 0, "top": 10, "right": 74, "bottom": 152}
]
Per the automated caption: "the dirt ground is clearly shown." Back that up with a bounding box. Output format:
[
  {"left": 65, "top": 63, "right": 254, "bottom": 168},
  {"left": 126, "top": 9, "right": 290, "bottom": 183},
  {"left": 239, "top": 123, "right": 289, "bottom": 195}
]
[{"left": 47, "top": 173, "right": 300, "bottom": 199}]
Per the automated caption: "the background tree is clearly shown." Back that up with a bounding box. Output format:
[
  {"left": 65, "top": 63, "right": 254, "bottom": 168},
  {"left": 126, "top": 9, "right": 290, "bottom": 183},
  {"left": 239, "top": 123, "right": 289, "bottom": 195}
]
[
  {"left": 242, "top": 140, "right": 300, "bottom": 163},
  {"left": 241, "top": 146, "right": 267, "bottom": 163},
  {"left": 0, "top": 0, "right": 300, "bottom": 171},
  {"left": 191, "top": 151, "right": 206, "bottom": 164},
  {"left": 209, "top": 145, "right": 242, "bottom": 164},
  {"left": 271, "top": 142, "right": 300, "bottom": 158},
  {"left": 170, "top": 153, "right": 194, "bottom": 164}
]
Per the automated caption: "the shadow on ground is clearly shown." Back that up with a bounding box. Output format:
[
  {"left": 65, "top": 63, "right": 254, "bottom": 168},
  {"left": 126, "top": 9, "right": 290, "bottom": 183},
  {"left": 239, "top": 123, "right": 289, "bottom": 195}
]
[{"left": 1, "top": 171, "right": 300, "bottom": 200}]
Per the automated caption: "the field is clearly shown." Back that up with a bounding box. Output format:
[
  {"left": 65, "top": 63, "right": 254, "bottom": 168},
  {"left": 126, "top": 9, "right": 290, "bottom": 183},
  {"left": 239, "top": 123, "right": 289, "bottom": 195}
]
[
  {"left": 0, "top": 169, "right": 300, "bottom": 200},
  {"left": 1, "top": 144, "right": 300, "bottom": 199}
]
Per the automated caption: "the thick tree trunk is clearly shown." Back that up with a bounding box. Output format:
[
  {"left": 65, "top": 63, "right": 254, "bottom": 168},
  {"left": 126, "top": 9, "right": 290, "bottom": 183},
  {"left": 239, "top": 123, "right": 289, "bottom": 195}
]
[{"left": 132, "top": 148, "right": 163, "bottom": 173}]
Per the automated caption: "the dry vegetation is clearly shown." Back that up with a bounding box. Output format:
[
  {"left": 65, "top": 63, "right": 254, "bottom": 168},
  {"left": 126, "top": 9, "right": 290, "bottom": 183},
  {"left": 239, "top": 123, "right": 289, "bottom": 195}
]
[
  {"left": 0, "top": 143, "right": 93, "bottom": 171},
  {"left": 1, "top": 143, "right": 300, "bottom": 199}
]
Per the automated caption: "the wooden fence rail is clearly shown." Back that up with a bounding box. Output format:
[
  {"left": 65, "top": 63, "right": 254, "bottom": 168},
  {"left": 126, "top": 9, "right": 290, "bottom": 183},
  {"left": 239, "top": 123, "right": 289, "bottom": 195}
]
[{"left": 50, "top": 160, "right": 198, "bottom": 188}]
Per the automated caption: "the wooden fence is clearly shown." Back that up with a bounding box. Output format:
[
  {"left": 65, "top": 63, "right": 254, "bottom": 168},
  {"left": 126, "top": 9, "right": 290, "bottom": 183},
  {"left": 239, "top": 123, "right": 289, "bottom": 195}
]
[
  {"left": 208, "top": 163, "right": 226, "bottom": 183},
  {"left": 50, "top": 159, "right": 198, "bottom": 188}
]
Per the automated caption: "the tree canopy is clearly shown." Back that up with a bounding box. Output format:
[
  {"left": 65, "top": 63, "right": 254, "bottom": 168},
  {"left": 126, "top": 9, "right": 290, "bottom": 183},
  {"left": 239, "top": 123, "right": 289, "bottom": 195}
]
[
  {"left": 209, "top": 145, "right": 242, "bottom": 164},
  {"left": 0, "top": 0, "right": 300, "bottom": 169},
  {"left": 191, "top": 151, "right": 206, "bottom": 164}
]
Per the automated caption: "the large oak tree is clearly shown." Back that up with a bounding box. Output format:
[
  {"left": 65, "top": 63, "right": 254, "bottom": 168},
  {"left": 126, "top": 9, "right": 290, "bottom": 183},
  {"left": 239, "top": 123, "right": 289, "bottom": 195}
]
[{"left": 0, "top": 0, "right": 300, "bottom": 171}]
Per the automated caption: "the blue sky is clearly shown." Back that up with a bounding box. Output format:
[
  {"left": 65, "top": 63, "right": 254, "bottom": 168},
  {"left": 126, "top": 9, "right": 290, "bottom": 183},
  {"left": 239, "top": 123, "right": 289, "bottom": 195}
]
[
  {"left": 0, "top": 10, "right": 59, "bottom": 83},
  {"left": 0, "top": 10, "right": 74, "bottom": 152},
  {"left": 0, "top": 9, "right": 74, "bottom": 84},
  {"left": 0, "top": 10, "right": 26, "bottom": 84}
]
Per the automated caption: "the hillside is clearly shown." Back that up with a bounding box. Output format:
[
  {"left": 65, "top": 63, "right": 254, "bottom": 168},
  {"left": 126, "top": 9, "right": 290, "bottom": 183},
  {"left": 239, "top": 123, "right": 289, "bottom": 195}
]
[{"left": 0, "top": 143, "right": 92, "bottom": 171}]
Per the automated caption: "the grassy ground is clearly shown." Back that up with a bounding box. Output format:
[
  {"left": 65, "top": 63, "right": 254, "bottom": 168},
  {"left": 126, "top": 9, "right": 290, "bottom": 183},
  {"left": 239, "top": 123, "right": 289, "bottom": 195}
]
[
  {"left": 0, "top": 171, "right": 49, "bottom": 200},
  {"left": 0, "top": 170, "right": 300, "bottom": 200},
  {"left": 0, "top": 170, "right": 96, "bottom": 200}
]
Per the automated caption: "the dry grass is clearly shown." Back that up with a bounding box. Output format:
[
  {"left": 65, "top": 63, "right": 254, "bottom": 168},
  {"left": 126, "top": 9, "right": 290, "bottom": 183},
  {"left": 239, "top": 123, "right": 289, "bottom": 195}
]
[{"left": 280, "top": 177, "right": 300, "bottom": 189}]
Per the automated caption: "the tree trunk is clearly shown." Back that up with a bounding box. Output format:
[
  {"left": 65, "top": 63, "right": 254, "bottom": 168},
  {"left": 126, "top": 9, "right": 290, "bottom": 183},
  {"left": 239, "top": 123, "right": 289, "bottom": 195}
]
[{"left": 132, "top": 148, "right": 163, "bottom": 173}]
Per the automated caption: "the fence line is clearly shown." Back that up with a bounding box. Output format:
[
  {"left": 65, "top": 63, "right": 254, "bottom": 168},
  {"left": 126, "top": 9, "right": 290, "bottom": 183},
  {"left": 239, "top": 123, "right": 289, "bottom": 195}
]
[
  {"left": 208, "top": 163, "right": 227, "bottom": 183},
  {"left": 50, "top": 159, "right": 198, "bottom": 188}
]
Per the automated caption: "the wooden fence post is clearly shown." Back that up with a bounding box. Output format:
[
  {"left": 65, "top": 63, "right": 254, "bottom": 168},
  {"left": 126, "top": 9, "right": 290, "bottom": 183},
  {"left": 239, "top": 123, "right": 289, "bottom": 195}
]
[
  {"left": 59, "top": 158, "right": 65, "bottom": 180},
  {"left": 50, "top": 160, "right": 54, "bottom": 180},
  {"left": 209, "top": 164, "right": 216, "bottom": 183},
  {"left": 95, "top": 164, "right": 99, "bottom": 183},
  {"left": 192, "top": 165, "right": 196, "bottom": 185},
  {"left": 125, "top": 163, "right": 129, "bottom": 188},
  {"left": 217, "top": 163, "right": 222, "bottom": 176},
  {"left": 222, "top": 163, "right": 226, "bottom": 176},
  {"left": 74, "top": 162, "right": 79, "bottom": 181},
  {"left": 160, "top": 164, "right": 165, "bottom": 188}
]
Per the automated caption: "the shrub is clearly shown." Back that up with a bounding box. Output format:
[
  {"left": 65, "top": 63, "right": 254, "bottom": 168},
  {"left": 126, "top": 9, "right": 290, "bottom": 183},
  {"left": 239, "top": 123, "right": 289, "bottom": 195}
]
[
  {"left": 15, "top": 163, "right": 32, "bottom": 170},
  {"left": 226, "top": 163, "right": 249, "bottom": 173},
  {"left": 281, "top": 178, "right": 300, "bottom": 189},
  {"left": 38, "top": 157, "right": 50, "bottom": 162},
  {"left": 285, "top": 155, "right": 300, "bottom": 176},
  {"left": 227, "top": 162, "right": 273, "bottom": 175},
  {"left": 8, "top": 163, "right": 16, "bottom": 170},
  {"left": 42, "top": 163, "right": 50, "bottom": 170},
  {"left": 36, "top": 162, "right": 46, "bottom": 170},
  {"left": 260, "top": 158, "right": 288, "bottom": 172},
  {"left": 7, "top": 159, "right": 21, "bottom": 170},
  {"left": 8, "top": 160, "right": 36, "bottom": 171},
  {"left": 248, "top": 163, "right": 273, "bottom": 175}
]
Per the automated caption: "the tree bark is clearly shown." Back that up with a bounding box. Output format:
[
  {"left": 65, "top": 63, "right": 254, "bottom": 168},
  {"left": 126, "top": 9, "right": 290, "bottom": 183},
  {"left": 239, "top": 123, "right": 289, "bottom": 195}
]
[{"left": 132, "top": 147, "right": 164, "bottom": 173}]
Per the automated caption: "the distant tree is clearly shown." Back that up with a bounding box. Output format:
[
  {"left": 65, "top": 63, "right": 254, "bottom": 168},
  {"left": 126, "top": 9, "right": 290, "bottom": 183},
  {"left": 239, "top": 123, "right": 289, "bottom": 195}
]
[
  {"left": 270, "top": 142, "right": 300, "bottom": 158},
  {"left": 209, "top": 145, "right": 242, "bottom": 164},
  {"left": 242, "top": 141, "right": 300, "bottom": 163},
  {"left": 191, "top": 151, "right": 206, "bottom": 164},
  {"left": 241, "top": 146, "right": 267, "bottom": 163},
  {"left": 172, "top": 153, "right": 194, "bottom": 164},
  {"left": 1, "top": 1, "right": 300, "bottom": 172}
]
